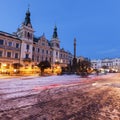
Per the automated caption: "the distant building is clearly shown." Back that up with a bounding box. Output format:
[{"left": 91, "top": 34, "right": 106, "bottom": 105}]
[
  {"left": 91, "top": 58, "right": 120, "bottom": 72},
  {"left": 0, "top": 9, "right": 73, "bottom": 74}
]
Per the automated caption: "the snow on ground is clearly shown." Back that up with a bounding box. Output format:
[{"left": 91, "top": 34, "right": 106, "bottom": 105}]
[
  {"left": 0, "top": 73, "right": 114, "bottom": 100},
  {"left": 0, "top": 73, "right": 116, "bottom": 111}
]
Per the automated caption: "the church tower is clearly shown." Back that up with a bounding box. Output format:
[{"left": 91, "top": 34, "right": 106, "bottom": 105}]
[
  {"left": 50, "top": 26, "right": 60, "bottom": 64},
  {"left": 17, "top": 8, "right": 34, "bottom": 67}
]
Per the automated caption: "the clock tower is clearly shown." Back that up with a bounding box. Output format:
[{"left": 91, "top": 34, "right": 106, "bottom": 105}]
[
  {"left": 50, "top": 26, "right": 60, "bottom": 64},
  {"left": 17, "top": 8, "right": 34, "bottom": 67}
]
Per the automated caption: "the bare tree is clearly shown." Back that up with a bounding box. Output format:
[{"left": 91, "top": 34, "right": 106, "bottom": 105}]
[{"left": 37, "top": 60, "right": 51, "bottom": 76}]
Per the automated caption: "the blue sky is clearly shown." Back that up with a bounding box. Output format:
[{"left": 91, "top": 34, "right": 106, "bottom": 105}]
[{"left": 0, "top": 0, "right": 120, "bottom": 59}]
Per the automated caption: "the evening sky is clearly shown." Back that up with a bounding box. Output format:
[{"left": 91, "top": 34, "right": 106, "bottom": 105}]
[{"left": 0, "top": 0, "right": 120, "bottom": 59}]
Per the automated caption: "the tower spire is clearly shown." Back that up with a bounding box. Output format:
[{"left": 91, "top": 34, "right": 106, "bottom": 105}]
[
  {"left": 28, "top": 4, "right": 30, "bottom": 10},
  {"left": 52, "top": 25, "right": 58, "bottom": 38},
  {"left": 23, "top": 6, "right": 32, "bottom": 28}
]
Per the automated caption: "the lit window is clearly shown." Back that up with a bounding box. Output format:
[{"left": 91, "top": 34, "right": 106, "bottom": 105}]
[{"left": 6, "top": 64, "right": 10, "bottom": 69}]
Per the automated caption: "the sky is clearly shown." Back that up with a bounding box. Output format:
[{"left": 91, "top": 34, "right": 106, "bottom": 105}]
[{"left": 0, "top": 0, "right": 120, "bottom": 59}]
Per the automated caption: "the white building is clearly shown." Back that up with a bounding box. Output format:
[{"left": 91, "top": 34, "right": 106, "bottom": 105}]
[{"left": 91, "top": 58, "right": 120, "bottom": 72}]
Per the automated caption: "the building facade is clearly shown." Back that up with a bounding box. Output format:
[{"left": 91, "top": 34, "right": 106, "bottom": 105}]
[
  {"left": 0, "top": 9, "right": 73, "bottom": 75},
  {"left": 0, "top": 31, "right": 21, "bottom": 74},
  {"left": 91, "top": 58, "right": 120, "bottom": 72}
]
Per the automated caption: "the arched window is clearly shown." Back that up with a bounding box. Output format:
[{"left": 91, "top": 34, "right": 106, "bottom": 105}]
[{"left": 27, "top": 32, "right": 30, "bottom": 39}]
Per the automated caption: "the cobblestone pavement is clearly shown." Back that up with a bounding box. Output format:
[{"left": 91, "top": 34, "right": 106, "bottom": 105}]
[{"left": 0, "top": 74, "right": 120, "bottom": 120}]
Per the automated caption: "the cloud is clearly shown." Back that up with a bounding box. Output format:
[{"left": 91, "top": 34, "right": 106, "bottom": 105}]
[{"left": 97, "top": 49, "right": 118, "bottom": 54}]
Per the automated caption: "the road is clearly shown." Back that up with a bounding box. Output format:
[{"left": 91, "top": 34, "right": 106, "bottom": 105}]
[{"left": 0, "top": 73, "right": 120, "bottom": 120}]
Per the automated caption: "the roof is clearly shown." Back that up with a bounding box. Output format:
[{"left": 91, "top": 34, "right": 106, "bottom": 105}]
[
  {"left": 33, "top": 35, "right": 51, "bottom": 46},
  {"left": 0, "top": 31, "right": 21, "bottom": 40},
  {"left": 33, "top": 37, "right": 39, "bottom": 42}
]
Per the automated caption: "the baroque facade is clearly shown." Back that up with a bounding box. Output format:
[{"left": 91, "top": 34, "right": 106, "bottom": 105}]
[{"left": 0, "top": 9, "right": 73, "bottom": 74}]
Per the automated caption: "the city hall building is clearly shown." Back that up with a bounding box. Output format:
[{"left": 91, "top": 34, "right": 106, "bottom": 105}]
[{"left": 0, "top": 9, "right": 73, "bottom": 75}]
